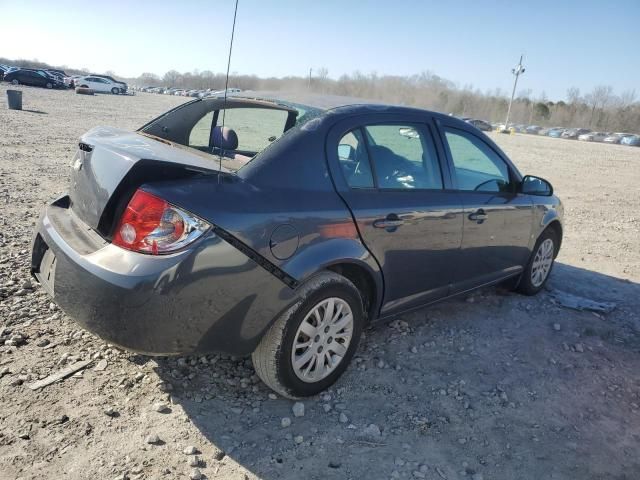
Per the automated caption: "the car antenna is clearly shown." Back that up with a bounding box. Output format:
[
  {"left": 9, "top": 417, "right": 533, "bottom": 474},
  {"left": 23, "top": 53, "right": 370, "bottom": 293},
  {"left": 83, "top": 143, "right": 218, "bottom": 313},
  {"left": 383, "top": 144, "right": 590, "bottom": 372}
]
[{"left": 219, "top": 0, "right": 239, "bottom": 183}]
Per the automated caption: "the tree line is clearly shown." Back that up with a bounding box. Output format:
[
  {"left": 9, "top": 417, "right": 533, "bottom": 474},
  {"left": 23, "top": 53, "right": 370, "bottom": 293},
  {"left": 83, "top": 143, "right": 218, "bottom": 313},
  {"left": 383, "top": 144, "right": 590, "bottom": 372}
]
[
  {"left": 134, "top": 69, "right": 639, "bottom": 133},
  {"left": 2, "top": 56, "right": 637, "bottom": 132}
]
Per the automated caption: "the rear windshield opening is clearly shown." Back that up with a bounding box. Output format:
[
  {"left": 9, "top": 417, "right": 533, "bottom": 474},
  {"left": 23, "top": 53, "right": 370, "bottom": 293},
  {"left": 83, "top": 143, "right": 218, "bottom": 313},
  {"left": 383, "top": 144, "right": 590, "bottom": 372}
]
[
  {"left": 139, "top": 99, "right": 320, "bottom": 173},
  {"left": 189, "top": 108, "right": 290, "bottom": 153}
]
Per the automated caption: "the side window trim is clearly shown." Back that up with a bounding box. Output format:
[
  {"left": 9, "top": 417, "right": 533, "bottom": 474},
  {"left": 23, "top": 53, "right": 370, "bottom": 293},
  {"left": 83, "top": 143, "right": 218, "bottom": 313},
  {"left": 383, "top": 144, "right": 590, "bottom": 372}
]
[
  {"left": 337, "top": 127, "right": 377, "bottom": 190},
  {"left": 439, "top": 124, "right": 515, "bottom": 193},
  {"left": 359, "top": 127, "right": 379, "bottom": 189}
]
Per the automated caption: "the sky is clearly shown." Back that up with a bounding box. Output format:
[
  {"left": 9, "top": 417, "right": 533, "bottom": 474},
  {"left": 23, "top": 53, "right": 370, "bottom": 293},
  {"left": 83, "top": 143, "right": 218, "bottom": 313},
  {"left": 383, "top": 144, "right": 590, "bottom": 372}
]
[{"left": 2, "top": 0, "right": 639, "bottom": 101}]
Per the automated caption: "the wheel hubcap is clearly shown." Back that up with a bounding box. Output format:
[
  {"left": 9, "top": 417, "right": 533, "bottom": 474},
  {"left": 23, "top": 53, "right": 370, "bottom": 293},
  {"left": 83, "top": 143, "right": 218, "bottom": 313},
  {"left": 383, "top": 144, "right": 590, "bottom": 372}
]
[
  {"left": 291, "top": 297, "right": 353, "bottom": 383},
  {"left": 531, "top": 238, "right": 554, "bottom": 287}
]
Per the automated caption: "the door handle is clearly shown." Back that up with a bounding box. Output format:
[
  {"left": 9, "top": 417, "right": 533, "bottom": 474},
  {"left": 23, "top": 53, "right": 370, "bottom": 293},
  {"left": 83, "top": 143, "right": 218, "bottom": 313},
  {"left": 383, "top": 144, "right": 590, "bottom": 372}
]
[
  {"left": 468, "top": 209, "right": 488, "bottom": 222},
  {"left": 373, "top": 214, "right": 405, "bottom": 230}
]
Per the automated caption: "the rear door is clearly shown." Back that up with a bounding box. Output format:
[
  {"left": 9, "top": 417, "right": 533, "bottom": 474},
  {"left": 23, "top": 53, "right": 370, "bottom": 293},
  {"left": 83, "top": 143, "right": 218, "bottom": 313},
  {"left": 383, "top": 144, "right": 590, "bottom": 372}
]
[
  {"left": 437, "top": 121, "right": 533, "bottom": 292},
  {"left": 23, "top": 71, "right": 40, "bottom": 86},
  {"left": 327, "top": 114, "right": 464, "bottom": 315},
  {"left": 84, "top": 77, "right": 103, "bottom": 91}
]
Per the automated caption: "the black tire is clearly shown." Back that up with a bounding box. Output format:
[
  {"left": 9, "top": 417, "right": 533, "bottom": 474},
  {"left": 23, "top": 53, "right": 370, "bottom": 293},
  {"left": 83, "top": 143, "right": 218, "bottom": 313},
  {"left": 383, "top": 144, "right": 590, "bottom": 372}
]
[
  {"left": 11, "top": 79, "right": 19, "bottom": 85},
  {"left": 46, "top": 82, "right": 53, "bottom": 89},
  {"left": 252, "top": 271, "right": 364, "bottom": 398},
  {"left": 111, "top": 87, "right": 119, "bottom": 94},
  {"left": 517, "top": 228, "right": 558, "bottom": 295}
]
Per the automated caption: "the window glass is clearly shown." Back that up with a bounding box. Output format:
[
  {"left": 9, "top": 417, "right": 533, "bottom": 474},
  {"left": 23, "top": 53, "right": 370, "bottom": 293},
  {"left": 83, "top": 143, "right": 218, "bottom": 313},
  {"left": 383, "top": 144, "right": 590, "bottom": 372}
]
[
  {"left": 189, "top": 111, "right": 214, "bottom": 148},
  {"left": 338, "top": 129, "right": 374, "bottom": 188},
  {"left": 444, "top": 129, "right": 510, "bottom": 192},
  {"left": 218, "top": 108, "right": 289, "bottom": 152},
  {"left": 364, "top": 124, "right": 443, "bottom": 190}
]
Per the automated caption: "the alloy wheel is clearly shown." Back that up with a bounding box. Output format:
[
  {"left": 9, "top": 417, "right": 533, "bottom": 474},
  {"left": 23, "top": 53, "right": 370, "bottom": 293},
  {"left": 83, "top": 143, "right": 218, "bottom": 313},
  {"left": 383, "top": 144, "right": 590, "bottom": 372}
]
[
  {"left": 531, "top": 238, "right": 554, "bottom": 287},
  {"left": 291, "top": 297, "right": 353, "bottom": 383}
]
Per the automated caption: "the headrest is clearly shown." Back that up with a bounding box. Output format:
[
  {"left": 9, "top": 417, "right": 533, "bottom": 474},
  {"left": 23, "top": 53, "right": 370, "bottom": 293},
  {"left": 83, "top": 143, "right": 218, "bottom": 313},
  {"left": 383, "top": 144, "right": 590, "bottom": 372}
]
[{"left": 212, "top": 126, "right": 238, "bottom": 150}]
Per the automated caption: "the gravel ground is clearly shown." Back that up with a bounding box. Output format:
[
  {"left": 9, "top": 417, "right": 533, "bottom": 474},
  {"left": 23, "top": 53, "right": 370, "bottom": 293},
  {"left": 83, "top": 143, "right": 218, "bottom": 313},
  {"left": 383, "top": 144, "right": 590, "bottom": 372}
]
[{"left": 1, "top": 84, "right": 640, "bottom": 480}]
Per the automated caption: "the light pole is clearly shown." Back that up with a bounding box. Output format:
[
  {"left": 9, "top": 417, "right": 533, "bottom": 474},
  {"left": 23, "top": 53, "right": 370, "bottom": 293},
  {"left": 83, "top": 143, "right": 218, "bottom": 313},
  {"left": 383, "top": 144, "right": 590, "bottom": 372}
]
[{"left": 503, "top": 55, "right": 525, "bottom": 132}]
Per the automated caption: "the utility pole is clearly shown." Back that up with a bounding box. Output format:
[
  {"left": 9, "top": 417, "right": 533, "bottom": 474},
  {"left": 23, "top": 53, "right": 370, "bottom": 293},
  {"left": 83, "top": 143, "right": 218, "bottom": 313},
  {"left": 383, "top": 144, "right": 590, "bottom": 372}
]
[{"left": 503, "top": 55, "right": 525, "bottom": 132}]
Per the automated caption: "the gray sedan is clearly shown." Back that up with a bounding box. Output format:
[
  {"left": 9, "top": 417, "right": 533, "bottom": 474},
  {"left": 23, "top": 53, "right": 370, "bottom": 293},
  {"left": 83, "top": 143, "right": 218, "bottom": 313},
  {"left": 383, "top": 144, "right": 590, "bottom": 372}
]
[{"left": 31, "top": 95, "right": 563, "bottom": 398}]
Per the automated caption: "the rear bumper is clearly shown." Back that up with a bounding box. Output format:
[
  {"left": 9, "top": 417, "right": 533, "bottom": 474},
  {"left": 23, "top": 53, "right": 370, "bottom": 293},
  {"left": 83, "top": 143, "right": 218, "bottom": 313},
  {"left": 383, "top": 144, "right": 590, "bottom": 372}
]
[{"left": 31, "top": 196, "right": 296, "bottom": 356}]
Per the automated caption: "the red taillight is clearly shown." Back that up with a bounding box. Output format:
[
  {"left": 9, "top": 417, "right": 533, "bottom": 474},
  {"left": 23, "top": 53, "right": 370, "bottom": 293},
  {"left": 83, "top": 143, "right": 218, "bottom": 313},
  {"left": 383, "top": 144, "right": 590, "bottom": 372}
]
[{"left": 112, "top": 190, "right": 209, "bottom": 254}]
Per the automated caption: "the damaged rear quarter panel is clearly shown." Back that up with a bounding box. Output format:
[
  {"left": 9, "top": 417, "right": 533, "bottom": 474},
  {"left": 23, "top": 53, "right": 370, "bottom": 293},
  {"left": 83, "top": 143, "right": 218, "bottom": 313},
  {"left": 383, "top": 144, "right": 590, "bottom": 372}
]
[{"left": 142, "top": 122, "right": 383, "bottom": 312}]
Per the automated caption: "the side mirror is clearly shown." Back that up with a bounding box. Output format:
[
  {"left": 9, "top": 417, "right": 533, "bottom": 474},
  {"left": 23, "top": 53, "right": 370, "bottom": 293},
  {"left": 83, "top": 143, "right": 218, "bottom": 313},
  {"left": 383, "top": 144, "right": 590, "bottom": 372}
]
[
  {"left": 520, "top": 175, "right": 553, "bottom": 196},
  {"left": 338, "top": 144, "right": 355, "bottom": 160}
]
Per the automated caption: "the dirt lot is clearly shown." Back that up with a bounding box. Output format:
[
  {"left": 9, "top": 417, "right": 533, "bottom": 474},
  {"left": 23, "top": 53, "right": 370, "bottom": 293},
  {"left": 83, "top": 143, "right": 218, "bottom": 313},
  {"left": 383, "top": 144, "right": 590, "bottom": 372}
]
[{"left": 1, "top": 84, "right": 639, "bottom": 480}]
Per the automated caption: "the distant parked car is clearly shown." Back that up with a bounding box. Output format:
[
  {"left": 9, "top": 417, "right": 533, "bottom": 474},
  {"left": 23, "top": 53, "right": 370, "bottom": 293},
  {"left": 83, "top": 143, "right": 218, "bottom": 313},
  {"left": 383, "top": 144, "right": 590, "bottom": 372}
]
[
  {"left": 465, "top": 119, "right": 492, "bottom": 132},
  {"left": 525, "top": 125, "right": 543, "bottom": 135},
  {"left": 621, "top": 135, "right": 640, "bottom": 146},
  {"left": 561, "top": 128, "right": 590, "bottom": 139},
  {"left": 45, "top": 69, "right": 67, "bottom": 80},
  {"left": 547, "top": 128, "right": 566, "bottom": 138},
  {"left": 603, "top": 133, "right": 633, "bottom": 144},
  {"left": 90, "top": 74, "right": 128, "bottom": 93},
  {"left": 77, "top": 76, "right": 124, "bottom": 94},
  {"left": 4, "top": 69, "right": 65, "bottom": 89},
  {"left": 38, "top": 69, "right": 65, "bottom": 85},
  {"left": 540, "top": 127, "right": 558, "bottom": 136},
  {"left": 578, "top": 132, "right": 609, "bottom": 142}
]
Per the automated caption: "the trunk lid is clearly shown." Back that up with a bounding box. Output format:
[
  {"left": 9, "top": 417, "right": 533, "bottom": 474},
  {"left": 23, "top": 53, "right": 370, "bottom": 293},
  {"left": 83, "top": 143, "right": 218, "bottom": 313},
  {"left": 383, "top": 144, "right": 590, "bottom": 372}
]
[{"left": 69, "top": 126, "right": 223, "bottom": 233}]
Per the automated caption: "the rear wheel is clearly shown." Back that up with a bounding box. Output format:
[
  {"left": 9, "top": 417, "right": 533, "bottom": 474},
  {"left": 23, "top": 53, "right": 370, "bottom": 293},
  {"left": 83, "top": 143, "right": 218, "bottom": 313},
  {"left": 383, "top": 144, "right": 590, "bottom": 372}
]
[
  {"left": 252, "top": 272, "right": 364, "bottom": 398},
  {"left": 111, "top": 87, "right": 119, "bottom": 94},
  {"left": 517, "top": 228, "right": 558, "bottom": 295}
]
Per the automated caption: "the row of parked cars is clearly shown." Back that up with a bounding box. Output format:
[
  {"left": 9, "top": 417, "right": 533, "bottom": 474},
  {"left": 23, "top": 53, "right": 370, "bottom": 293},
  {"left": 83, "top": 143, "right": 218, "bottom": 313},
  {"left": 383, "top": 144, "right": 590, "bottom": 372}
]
[
  {"left": 0, "top": 64, "right": 129, "bottom": 94},
  {"left": 134, "top": 85, "right": 241, "bottom": 99},
  {"left": 455, "top": 115, "right": 640, "bottom": 147},
  {"left": 501, "top": 124, "right": 640, "bottom": 146}
]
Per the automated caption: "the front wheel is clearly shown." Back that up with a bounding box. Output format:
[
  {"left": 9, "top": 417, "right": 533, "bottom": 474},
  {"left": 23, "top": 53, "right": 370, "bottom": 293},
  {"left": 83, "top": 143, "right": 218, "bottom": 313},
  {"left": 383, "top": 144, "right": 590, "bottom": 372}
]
[
  {"left": 111, "top": 87, "right": 119, "bottom": 94},
  {"left": 11, "top": 79, "right": 19, "bottom": 85},
  {"left": 46, "top": 82, "right": 53, "bottom": 89},
  {"left": 517, "top": 228, "right": 558, "bottom": 295},
  {"left": 252, "top": 272, "right": 364, "bottom": 398}
]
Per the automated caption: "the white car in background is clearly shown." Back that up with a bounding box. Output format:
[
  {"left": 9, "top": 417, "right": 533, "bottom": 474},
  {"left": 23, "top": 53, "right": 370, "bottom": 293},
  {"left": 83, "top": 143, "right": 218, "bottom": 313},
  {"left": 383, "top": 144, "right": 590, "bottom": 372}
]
[
  {"left": 603, "top": 133, "right": 633, "bottom": 144},
  {"left": 76, "top": 76, "right": 123, "bottom": 94},
  {"left": 578, "top": 131, "right": 609, "bottom": 142}
]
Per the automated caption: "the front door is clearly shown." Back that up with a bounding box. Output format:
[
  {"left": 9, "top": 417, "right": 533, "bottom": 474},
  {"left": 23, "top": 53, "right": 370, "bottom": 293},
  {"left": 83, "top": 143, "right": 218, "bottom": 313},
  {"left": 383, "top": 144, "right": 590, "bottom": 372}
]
[
  {"left": 328, "top": 117, "right": 464, "bottom": 315},
  {"left": 439, "top": 125, "right": 533, "bottom": 292}
]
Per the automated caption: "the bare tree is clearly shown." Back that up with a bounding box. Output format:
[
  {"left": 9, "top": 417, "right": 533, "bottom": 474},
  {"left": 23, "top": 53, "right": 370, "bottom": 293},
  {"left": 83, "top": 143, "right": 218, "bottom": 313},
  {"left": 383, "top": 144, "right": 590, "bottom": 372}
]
[
  {"left": 585, "top": 85, "right": 613, "bottom": 127},
  {"left": 163, "top": 70, "right": 180, "bottom": 87}
]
